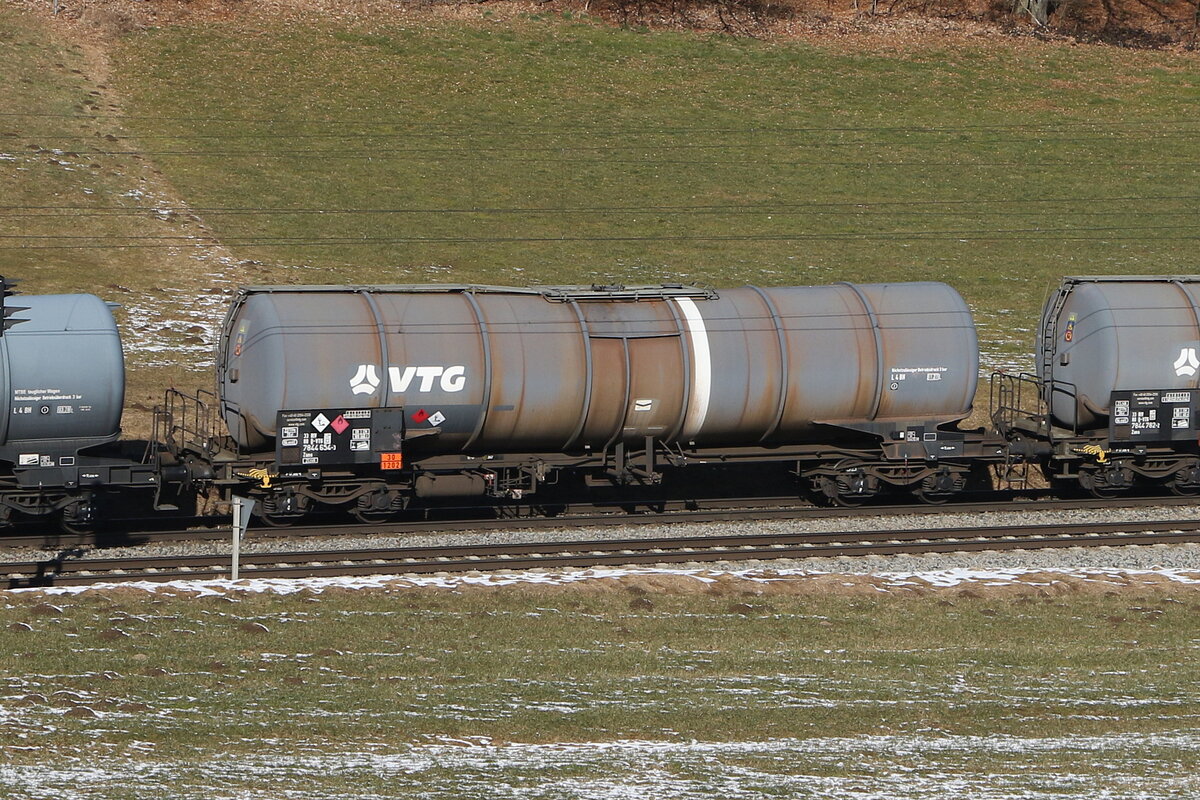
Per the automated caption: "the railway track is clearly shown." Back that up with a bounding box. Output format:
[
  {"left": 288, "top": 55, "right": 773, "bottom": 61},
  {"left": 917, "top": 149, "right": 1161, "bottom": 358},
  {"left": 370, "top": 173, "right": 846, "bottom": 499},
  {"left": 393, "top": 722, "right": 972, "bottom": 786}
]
[
  {"left": 4, "top": 491, "right": 1200, "bottom": 552},
  {"left": 6, "top": 518, "right": 1200, "bottom": 588}
]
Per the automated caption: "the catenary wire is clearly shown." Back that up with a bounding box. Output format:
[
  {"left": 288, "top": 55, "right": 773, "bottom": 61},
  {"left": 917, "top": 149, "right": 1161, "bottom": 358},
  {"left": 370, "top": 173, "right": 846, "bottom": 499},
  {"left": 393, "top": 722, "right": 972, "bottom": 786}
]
[{"left": 3, "top": 194, "right": 1200, "bottom": 217}]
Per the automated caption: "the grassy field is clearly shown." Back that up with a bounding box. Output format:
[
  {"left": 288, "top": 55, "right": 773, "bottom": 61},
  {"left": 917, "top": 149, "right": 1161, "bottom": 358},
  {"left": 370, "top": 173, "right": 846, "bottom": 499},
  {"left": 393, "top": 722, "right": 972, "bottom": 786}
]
[
  {"left": 3, "top": 11, "right": 1200, "bottom": 796},
  {"left": 0, "top": 6, "right": 147, "bottom": 296},
  {"left": 104, "top": 13, "right": 1200, "bottom": 369},
  {"left": 3, "top": 5, "right": 1199, "bottom": 379},
  {"left": 0, "top": 4, "right": 258, "bottom": 420},
  {"left": 1, "top": 584, "right": 1198, "bottom": 797}
]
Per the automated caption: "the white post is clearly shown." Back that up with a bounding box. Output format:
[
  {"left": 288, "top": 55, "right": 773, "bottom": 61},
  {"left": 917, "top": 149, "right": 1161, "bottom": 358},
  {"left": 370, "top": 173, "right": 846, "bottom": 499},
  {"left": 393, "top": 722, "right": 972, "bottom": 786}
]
[{"left": 231, "top": 496, "right": 254, "bottom": 581}]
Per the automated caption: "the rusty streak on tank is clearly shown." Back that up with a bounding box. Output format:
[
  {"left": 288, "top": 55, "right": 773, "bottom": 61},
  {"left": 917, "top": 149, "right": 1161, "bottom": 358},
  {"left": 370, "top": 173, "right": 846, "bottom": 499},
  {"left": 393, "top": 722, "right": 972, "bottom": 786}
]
[{"left": 217, "top": 282, "right": 978, "bottom": 454}]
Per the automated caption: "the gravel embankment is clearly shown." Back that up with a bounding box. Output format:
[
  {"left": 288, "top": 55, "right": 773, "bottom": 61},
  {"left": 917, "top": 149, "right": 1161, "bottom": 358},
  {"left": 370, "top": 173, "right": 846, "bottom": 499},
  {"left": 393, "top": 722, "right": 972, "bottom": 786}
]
[{"left": 5, "top": 503, "right": 1200, "bottom": 574}]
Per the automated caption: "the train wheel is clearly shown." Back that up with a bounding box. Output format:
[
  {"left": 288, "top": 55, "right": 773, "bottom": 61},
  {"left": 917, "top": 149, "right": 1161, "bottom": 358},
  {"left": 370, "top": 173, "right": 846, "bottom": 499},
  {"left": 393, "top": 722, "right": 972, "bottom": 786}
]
[
  {"left": 1079, "top": 465, "right": 1134, "bottom": 498},
  {"left": 811, "top": 477, "right": 866, "bottom": 507},
  {"left": 814, "top": 468, "right": 877, "bottom": 507},
  {"left": 255, "top": 511, "right": 299, "bottom": 528},
  {"left": 350, "top": 508, "right": 393, "bottom": 524},
  {"left": 1083, "top": 479, "right": 1128, "bottom": 499},
  {"left": 913, "top": 472, "right": 961, "bottom": 505},
  {"left": 254, "top": 491, "right": 308, "bottom": 527},
  {"left": 60, "top": 498, "right": 97, "bottom": 535},
  {"left": 350, "top": 490, "right": 405, "bottom": 524},
  {"left": 59, "top": 518, "right": 95, "bottom": 536},
  {"left": 913, "top": 488, "right": 952, "bottom": 505},
  {"left": 1167, "top": 464, "right": 1200, "bottom": 496}
]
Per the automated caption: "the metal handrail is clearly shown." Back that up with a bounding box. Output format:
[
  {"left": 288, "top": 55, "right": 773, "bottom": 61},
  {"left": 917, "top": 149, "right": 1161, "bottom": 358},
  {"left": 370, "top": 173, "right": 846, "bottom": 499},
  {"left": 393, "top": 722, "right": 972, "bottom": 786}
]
[
  {"left": 989, "top": 371, "right": 1082, "bottom": 444},
  {"left": 536, "top": 284, "right": 718, "bottom": 302},
  {"left": 156, "top": 388, "right": 220, "bottom": 458}
]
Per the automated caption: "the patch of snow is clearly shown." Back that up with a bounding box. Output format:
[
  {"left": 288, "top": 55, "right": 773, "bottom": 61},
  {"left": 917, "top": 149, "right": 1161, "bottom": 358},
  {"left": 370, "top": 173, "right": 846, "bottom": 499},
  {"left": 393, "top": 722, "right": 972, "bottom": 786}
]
[
  {"left": 119, "top": 269, "right": 238, "bottom": 368},
  {"left": 10, "top": 565, "right": 1200, "bottom": 598},
  {"left": 3, "top": 733, "right": 1199, "bottom": 799}
]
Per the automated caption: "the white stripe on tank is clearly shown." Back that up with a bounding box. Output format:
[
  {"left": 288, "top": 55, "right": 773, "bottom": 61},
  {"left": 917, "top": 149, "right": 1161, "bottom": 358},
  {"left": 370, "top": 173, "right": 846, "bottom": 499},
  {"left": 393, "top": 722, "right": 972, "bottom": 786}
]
[{"left": 675, "top": 297, "right": 712, "bottom": 440}]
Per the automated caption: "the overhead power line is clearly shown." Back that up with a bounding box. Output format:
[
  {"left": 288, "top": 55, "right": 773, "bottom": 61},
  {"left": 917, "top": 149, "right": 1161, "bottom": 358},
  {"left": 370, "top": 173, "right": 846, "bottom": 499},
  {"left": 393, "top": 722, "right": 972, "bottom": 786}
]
[
  {"left": 13, "top": 149, "right": 1200, "bottom": 167},
  {"left": 4, "top": 193, "right": 1198, "bottom": 215},
  {"left": 3, "top": 112, "right": 1199, "bottom": 132},
  {"left": 13, "top": 131, "right": 1200, "bottom": 146},
  {"left": 2, "top": 223, "right": 1199, "bottom": 249}
]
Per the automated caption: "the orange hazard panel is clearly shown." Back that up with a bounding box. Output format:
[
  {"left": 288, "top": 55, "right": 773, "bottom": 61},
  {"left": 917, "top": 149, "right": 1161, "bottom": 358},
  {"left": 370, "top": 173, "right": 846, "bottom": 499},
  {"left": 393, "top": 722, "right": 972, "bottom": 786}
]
[{"left": 380, "top": 453, "right": 403, "bottom": 470}]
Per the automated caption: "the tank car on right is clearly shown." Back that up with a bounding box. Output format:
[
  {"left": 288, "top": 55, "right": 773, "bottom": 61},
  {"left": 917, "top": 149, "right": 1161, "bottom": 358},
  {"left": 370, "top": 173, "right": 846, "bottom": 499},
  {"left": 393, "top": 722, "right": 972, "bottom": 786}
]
[{"left": 993, "top": 276, "right": 1200, "bottom": 497}]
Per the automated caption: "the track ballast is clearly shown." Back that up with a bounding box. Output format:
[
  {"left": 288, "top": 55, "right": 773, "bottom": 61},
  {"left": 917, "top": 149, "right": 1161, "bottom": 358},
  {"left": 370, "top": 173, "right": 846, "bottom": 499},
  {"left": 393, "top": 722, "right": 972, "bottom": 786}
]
[{"left": 6, "top": 517, "right": 1200, "bottom": 589}]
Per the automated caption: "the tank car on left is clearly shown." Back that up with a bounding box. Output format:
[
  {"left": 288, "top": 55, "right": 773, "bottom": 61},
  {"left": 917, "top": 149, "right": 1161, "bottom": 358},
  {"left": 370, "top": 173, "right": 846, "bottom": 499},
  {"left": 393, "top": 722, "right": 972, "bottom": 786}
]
[{"left": 0, "top": 278, "right": 176, "bottom": 531}]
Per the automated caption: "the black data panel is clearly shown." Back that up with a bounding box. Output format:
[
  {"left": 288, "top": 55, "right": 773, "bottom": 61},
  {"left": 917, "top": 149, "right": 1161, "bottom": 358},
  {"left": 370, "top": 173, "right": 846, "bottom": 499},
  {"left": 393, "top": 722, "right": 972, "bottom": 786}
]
[
  {"left": 275, "top": 407, "right": 406, "bottom": 468},
  {"left": 1109, "top": 390, "right": 1198, "bottom": 442}
]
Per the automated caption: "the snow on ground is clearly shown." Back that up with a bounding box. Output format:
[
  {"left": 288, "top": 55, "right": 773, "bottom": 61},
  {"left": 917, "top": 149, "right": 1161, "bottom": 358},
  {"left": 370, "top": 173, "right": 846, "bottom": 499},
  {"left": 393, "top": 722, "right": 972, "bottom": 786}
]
[
  {"left": 3, "top": 732, "right": 1198, "bottom": 800},
  {"left": 8, "top": 565, "right": 1200, "bottom": 598}
]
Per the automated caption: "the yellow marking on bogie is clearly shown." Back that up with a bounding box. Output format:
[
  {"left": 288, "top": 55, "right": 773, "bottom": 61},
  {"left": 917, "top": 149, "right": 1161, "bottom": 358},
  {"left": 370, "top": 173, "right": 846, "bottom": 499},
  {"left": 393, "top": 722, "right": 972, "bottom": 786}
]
[
  {"left": 1073, "top": 444, "right": 1109, "bottom": 464},
  {"left": 235, "top": 468, "right": 276, "bottom": 489}
]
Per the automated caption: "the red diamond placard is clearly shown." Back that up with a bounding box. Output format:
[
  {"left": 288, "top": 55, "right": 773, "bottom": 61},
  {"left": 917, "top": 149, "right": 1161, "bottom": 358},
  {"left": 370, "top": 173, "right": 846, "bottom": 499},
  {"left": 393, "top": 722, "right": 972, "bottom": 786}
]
[
  {"left": 411, "top": 409, "right": 429, "bottom": 424},
  {"left": 330, "top": 415, "right": 349, "bottom": 435}
]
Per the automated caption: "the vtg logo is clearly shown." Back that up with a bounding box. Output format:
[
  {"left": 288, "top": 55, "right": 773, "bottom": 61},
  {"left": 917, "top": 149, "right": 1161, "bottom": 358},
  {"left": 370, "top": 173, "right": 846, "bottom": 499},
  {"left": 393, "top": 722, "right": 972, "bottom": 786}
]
[
  {"left": 350, "top": 364, "right": 467, "bottom": 396},
  {"left": 349, "top": 365, "right": 382, "bottom": 395},
  {"left": 1174, "top": 348, "right": 1200, "bottom": 378}
]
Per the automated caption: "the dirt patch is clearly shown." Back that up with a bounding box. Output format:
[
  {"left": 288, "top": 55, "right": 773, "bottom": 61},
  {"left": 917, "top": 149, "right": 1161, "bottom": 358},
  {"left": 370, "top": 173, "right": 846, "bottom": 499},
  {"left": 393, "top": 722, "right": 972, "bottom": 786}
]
[{"left": 76, "top": 5, "right": 138, "bottom": 38}]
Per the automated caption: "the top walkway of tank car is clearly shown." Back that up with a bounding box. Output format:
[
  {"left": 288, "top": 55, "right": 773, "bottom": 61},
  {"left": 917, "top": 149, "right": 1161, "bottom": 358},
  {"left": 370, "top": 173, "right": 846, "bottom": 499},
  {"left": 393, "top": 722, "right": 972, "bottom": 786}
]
[
  {"left": 1056, "top": 275, "right": 1200, "bottom": 284},
  {"left": 231, "top": 284, "right": 718, "bottom": 302}
]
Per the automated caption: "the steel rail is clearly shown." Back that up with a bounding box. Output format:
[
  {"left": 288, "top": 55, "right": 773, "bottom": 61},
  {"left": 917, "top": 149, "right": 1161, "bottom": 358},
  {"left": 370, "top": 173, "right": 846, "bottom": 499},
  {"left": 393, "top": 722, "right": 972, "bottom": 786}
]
[
  {"left": 5, "top": 519, "right": 1200, "bottom": 588},
  {"left": 3, "top": 492, "right": 1199, "bottom": 552}
]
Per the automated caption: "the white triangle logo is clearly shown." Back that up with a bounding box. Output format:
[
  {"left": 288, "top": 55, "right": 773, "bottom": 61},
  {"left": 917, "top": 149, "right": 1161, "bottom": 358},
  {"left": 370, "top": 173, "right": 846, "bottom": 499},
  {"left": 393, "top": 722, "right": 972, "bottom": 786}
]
[
  {"left": 1174, "top": 347, "right": 1199, "bottom": 377},
  {"left": 349, "top": 364, "right": 381, "bottom": 395}
]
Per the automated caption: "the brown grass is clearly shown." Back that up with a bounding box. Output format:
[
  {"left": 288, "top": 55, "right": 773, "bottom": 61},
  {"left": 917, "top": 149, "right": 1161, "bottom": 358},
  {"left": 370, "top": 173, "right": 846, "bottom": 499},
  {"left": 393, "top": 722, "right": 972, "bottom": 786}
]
[{"left": 13, "top": 0, "right": 1200, "bottom": 49}]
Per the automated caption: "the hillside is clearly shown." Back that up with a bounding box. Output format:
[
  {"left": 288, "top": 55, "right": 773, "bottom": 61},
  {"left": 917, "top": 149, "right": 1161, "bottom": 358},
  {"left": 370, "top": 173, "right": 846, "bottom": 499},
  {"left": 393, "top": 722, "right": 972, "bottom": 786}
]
[{"left": 1, "top": 0, "right": 1198, "bottom": 433}]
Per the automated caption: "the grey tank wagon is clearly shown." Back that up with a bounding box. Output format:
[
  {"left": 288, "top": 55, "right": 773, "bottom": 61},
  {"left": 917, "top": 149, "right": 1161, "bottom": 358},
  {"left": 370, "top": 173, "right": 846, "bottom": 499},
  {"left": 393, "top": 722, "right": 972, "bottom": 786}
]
[
  {"left": 0, "top": 290, "right": 165, "bottom": 531},
  {"left": 189, "top": 281, "right": 1003, "bottom": 523},
  {"left": 993, "top": 275, "right": 1200, "bottom": 497}
]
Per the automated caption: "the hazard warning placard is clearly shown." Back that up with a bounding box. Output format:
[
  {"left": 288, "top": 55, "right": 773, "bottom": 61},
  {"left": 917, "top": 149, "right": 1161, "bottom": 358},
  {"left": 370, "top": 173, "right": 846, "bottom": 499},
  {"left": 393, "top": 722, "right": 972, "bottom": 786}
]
[{"left": 276, "top": 407, "right": 405, "bottom": 469}]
